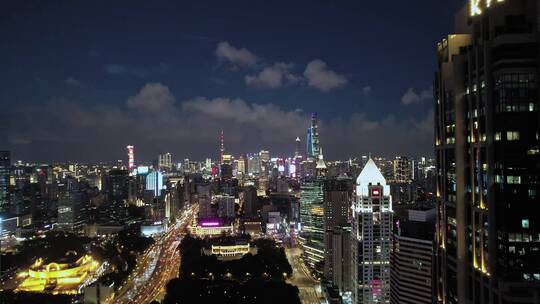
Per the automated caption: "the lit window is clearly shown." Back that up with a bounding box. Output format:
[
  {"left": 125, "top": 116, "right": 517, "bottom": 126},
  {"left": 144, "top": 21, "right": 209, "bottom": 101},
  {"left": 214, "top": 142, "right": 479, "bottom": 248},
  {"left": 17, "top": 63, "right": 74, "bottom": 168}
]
[
  {"left": 494, "top": 132, "right": 501, "bottom": 141},
  {"left": 507, "top": 131, "right": 520, "bottom": 141},
  {"left": 522, "top": 219, "right": 530, "bottom": 229},
  {"left": 507, "top": 176, "right": 521, "bottom": 184}
]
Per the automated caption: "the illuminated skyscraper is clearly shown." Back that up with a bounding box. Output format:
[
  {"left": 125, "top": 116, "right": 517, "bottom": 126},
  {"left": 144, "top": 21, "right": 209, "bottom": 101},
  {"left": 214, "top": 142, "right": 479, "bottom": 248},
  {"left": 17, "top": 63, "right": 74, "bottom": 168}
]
[
  {"left": 306, "top": 112, "right": 320, "bottom": 160},
  {"left": 216, "top": 195, "right": 235, "bottom": 219},
  {"left": 351, "top": 159, "right": 393, "bottom": 304},
  {"left": 126, "top": 145, "right": 135, "bottom": 171},
  {"left": 158, "top": 153, "right": 172, "bottom": 171},
  {"left": 0, "top": 151, "right": 10, "bottom": 213},
  {"left": 299, "top": 177, "right": 325, "bottom": 276},
  {"left": 435, "top": 1, "right": 540, "bottom": 303},
  {"left": 104, "top": 169, "right": 130, "bottom": 224},
  {"left": 248, "top": 154, "right": 261, "bottom": 176},
  {"left": 237, "top": 156, "right": 246, "bottom": 175},
  {"left": 392, "top": 156, "right": 410, "bottom": 183},
  {"left": 146, "top": 171, "right": 164, "bottom": 197}
]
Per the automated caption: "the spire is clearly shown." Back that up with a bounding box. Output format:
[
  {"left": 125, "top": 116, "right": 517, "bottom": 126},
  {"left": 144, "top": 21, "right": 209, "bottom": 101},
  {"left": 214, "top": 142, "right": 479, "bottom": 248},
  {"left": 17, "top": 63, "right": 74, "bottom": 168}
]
[
  {"left": 220, "top": 130, "right": 224, "bottom": 164},
  {"left": 356, "top": 157, "right": 386, "bottom": 186},
  {"left": 295, "top": 136, "right": 301, "bottom": 157},
  {"left": 316, "top": 147, "right": 327, "bottom": 173}
]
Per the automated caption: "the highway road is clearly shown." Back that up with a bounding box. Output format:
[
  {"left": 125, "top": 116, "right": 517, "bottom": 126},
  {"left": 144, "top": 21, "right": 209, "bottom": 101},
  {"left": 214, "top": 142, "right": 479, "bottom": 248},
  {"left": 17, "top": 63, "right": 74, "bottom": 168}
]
[
  {"left": 112, "top": 204, "right": 196, "bottom": 304},
  {"left": 286, "top": 246, "right": 323, "bottom": 304}
]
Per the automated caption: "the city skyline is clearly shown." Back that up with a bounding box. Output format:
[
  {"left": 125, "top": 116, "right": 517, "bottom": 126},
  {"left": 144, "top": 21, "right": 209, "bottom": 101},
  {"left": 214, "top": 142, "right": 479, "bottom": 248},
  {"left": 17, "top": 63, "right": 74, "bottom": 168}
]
[
  {"left": 1, "top": 1, "right": 539, "bottom": 304},
  {"left": 1, "top": 0, "right": 465, "bottom": 162}
]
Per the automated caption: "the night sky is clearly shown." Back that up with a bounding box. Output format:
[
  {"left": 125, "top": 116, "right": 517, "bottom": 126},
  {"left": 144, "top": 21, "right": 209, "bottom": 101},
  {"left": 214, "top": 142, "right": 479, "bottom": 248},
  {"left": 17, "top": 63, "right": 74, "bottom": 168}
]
[{"left": 1, "top": 0, "right": 466, "bottom": 162}]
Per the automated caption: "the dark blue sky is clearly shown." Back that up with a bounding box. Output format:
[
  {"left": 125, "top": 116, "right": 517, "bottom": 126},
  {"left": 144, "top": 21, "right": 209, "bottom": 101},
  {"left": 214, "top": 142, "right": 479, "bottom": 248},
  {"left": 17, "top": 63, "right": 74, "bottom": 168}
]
[{"left": 1, "top": 0, "right": 466, "bottom": 162}]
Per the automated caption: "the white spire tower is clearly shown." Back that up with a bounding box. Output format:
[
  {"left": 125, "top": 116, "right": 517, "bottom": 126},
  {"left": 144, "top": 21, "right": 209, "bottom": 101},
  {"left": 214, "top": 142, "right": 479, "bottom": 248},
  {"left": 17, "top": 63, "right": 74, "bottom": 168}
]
[{"left": 351, "top": 158, "right": 393, "bottom": 303}]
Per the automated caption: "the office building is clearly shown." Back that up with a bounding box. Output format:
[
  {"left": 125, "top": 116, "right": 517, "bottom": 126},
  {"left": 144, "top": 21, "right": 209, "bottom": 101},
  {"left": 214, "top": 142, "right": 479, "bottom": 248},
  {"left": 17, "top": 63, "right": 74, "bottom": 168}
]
[
  {"left": 392, "top": 156, "right": 411, "bottom": 183},
  {"left": 331, "top": 225, "right": 352, "bottom": 296},
  {"left": 220, "top": 163, "right": 233, "bottom": 179},
  {"left": 159, "top": 152, "right": 172, "bottom": 171},
  {"left": 299, "top": 177, "right": 325, "bottom": 275},
  {"left": 351, "top": 159, "right": 393, "bottom": 303},
  {"left": 57, "top": 184, "right": 89, "bottom": 232},
  {"left": 0, "top": 151, "right": 10, "bottom": 213},
  {"left": 105, "top": 169, "right": 130, "bottom": 223},
  {"left": 126, "top": 145, "right": 135, "bottom": 171},
  {"left": 197, "top": 184, "right": 213, "bottom": 220},
  {"left": 323, "top": 178, "right": 353, "bottom": 281},
  {"left": 237, "top": 156, "right": 246, "bottom": 175},
  {"left": 295, "top": 136, "right": 302, "bottom": 157},
  {"left": 248, "top": 154, "right": 261, "bottom": 176},
  {"left": 146, "top": 171, "right": 164, "bottom": 197},
  {"left": 434, "top": 1, "right": 540, "bottom": 303},
  {"left": 216, "top": 194, "right": 235, "bottom": 219},
  {"left": 390, "top": 208, "right": 436, "bottom": 304},
  {"left": 243, "top": 185, "right": 258, "bottom": 218}
]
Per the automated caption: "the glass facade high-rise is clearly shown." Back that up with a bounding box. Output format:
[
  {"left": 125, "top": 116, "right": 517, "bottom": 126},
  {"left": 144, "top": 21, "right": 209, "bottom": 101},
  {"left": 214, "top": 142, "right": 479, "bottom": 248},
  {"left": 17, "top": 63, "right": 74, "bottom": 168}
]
[
  {"left": 435, "top": 1, "right": 540, "bottom": 302},
  {"left": 146, "top": 171, "right": 164, "bottom": 197},
  {"left": 299, "top": 177, "right": 325, "bottom": 276},
  {"left": 306, "top": 112, "right": 320, "bottom": 160}
]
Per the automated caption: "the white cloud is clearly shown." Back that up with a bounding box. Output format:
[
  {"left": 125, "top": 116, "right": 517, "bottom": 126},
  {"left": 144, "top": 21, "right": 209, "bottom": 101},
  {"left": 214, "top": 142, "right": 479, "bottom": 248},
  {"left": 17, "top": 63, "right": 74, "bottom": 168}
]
[
  {"left": 322, "top": 110, "right": 434, "bottom": 158},
  {"left": 3, "top": 84, "right": 435, "bottom": 161},
  {"left": 401, "top": 87, "right": 433, "bottom": 105},
  {"left": 216, "top": 41, "right": 258, "bottom": 67},
  {"left": 245, "top": 62, "right": 299, "bottom": 88},
  {"left": 303, "top": 59, "right": 347, "bottom": 91},
  {"left": 126, "top": 82, "right": 175, "bottom": 113}
]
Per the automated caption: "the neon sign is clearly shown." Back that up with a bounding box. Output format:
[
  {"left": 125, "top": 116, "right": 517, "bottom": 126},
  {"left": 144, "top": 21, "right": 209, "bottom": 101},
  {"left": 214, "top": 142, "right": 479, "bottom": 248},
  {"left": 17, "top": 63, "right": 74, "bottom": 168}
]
[
  {"left": 126, "top": 145, "right": 135, "bottom": 170},
  {"left": 470, "top": 0, "right": 504, "bottom": 17},
  {"left": 201, "top": 221, "right": 220, "bottom": 227}
]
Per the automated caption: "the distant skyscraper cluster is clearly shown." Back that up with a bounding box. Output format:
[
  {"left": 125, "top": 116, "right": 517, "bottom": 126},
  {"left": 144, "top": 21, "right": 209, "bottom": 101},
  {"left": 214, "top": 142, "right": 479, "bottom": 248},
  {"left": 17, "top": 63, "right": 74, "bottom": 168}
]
[{"left": 4, "top": 2, "right": 538, "bottom": 303}]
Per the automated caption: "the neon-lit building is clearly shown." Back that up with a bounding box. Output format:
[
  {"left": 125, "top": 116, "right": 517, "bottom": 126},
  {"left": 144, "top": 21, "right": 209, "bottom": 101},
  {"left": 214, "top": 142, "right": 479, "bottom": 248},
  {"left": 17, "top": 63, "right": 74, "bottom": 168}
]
[
  {"left": 126, "top": 145, "right": 135, "bottom": 171},
  {"left": 351, "top": 158, "right": 393, "bottom": 303},
  {"left": 17, "top": 253, "right": 99, "bottom": 295},
  {"left": 158, "top": 152, "right": 172, "bottom": 171},
  {"left": 189, "top": 222, "right": 235, "bottom": 236},
  {"left": 146, "top": 171, "right": 164, "bottom": 197},
  {"left": 306, "top": 112, "right": 320, "bottom": 160}
]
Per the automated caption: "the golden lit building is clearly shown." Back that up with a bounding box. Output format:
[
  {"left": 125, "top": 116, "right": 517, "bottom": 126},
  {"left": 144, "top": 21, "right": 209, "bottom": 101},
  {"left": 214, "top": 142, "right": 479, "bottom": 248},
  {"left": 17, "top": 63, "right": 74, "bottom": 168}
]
[{"left": 17, "top": 252, "right": 99, "bottom": 295}]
